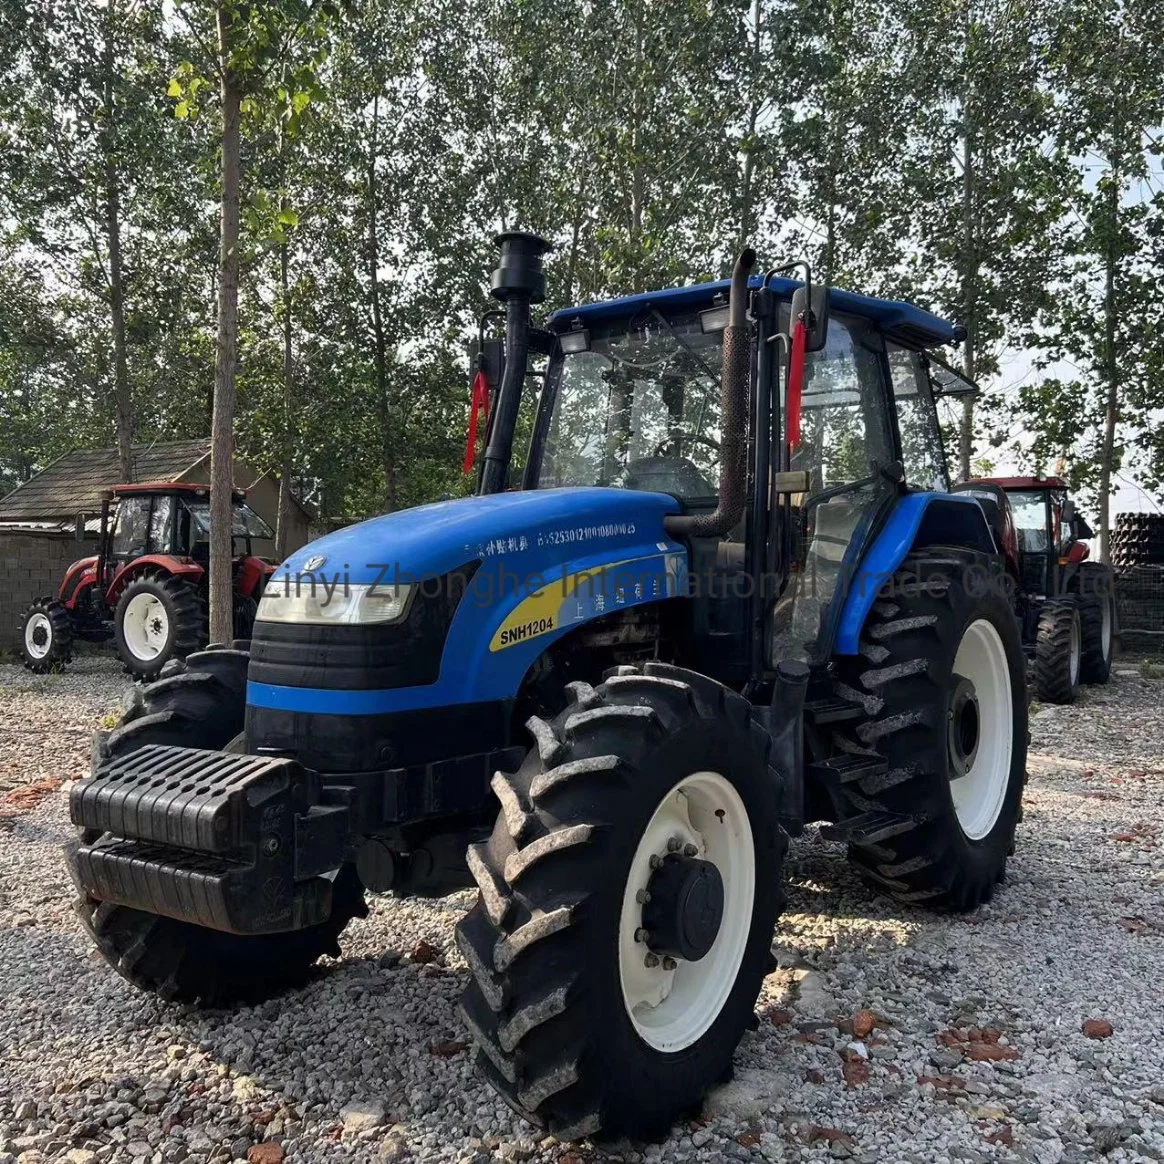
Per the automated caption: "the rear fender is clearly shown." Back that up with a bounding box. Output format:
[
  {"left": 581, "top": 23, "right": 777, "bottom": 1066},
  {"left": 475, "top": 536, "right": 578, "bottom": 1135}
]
[
  {"left": 834, "top": 493, "right": 995, "bottom": 655},
  {"left": 236, "top": 555, "right": 269, "bottom": 598},
  {"left": 107, "top": 555, "right": 204, "bottom": 604}
]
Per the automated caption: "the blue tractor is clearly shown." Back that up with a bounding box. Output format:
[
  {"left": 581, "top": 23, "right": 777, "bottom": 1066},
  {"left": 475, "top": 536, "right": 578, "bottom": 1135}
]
[{"left": 67, "top": 234, "right": 1027, "bottom": 1140}]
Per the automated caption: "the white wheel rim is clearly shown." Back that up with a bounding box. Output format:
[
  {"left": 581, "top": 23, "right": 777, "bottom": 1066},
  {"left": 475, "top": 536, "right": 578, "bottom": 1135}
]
[
  {"left": 24, "top": 613, "right": 52, "bottom": 660},
  {"left": 123, "top": 593, "right": 169, "bottom": 661},
  {"left": 1101, "top": 599, "right": 1112, "bottom": 659},
  {"left": 950, "top": 619, "right": 1014, "bottom": 841},
  {"left": 1069, "top": 613, "right": 1081, "bottom": 687},
  {"left": 618, "top": 771, "right": 755, "bottom": 1052}
]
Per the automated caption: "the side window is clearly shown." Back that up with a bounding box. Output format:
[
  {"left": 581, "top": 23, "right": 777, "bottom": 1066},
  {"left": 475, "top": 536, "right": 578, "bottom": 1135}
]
[
  {"left": 887, "top": 345, "right": 948, "bottom": 492},
  {"left": 792, "top": 315, "right": 894, "bottom": 492},
  {"left": 111, "top": 497, "right": 151, "bottom": 559},
  {"left": 149, "top": 496, "right": 174, "bottom": 553}
]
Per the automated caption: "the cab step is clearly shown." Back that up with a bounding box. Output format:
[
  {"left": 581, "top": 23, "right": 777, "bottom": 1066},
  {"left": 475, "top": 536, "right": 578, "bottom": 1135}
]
[
  {"left": 807, "top": 754, "right": 888, "bottom": 787},
  {"left": 820, "top": 811, "right": 921, "bottom": 847},
  {"left": 803, "top": 697, "right": 864, "bottom": 726}
]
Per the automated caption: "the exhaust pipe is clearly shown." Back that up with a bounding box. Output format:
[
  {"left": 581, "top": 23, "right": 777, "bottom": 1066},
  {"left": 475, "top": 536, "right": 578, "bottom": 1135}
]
[
  {"left": 478, "top": 232, "right": 552, "bottom": 495},
  {"left": 665, "top": 247, "right": 756, "bottom": 537}
]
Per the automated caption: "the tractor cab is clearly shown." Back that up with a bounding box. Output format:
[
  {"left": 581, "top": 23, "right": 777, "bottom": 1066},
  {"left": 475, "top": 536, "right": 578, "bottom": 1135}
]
[
  {"left": 960, "top": 476, "right": 1092, "bottom": 598},
  {"left": 956, "top": 476, "right": 1114, "bottom": 703}
]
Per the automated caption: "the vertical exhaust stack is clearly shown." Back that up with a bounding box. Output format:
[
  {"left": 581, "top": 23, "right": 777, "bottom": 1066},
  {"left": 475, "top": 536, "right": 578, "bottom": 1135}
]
[
  {"left": 478, "top": 232, "right": 552, "bottom": 495},
  {"left": 665, "top": 248, "right": 756, "bottom": 536}
]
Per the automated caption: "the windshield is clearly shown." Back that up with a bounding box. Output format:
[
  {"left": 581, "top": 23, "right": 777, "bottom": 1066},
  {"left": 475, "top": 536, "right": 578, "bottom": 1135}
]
[
  {"left": 535, "top": 310, "right": 725, "bottom": 500},
  {"left": 1007, "top": 489, "right": 1051, "bottom": 552},
  {"left": 183, "top": 500, "right": 275, "bottom": 541}
]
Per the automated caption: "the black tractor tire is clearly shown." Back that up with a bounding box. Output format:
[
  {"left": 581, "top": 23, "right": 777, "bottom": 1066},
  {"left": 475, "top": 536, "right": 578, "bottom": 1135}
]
[
  {"left": 19, "top": 597, "right": 73, "bottom": 673},
  {"left": 1073, "top": 565, "right": 1116, "bottom": 685},
  {"left": 74, "top": 645, "right": 368, "bottom": 1006},
  {"left": 113, "top": 573, "right": 208, "bottom": 681},
  {"left": 233, "top": 593, "right": 259, "bottom": 640},
  {"left": 455, "top": 662, "right": 786, "bottom": 1141},
  {"left": 829, "top": 551, "right": 1028, "bottom": 911},
  {"left": 1034, "top": 599, "right": 1082, "bottom": 704}
]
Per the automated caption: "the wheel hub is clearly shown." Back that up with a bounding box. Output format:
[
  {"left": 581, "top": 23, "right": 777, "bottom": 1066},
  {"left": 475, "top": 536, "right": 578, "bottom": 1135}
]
[
  {"left": 641, "top": 851, "right": 724, "bottom": 962},
  {"left": 948, "top": 673, "right": 980, "bottom": 779},
  {"left": 31, "top": 624, "right": 48, "bottom": 647}
]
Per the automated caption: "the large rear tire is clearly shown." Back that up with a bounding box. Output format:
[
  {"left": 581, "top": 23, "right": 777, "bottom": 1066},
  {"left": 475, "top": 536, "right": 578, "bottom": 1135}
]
[
  {"left": 1034, "top": 599, "right": 1081, "bottom": 704},
  {"left": 1073, "top": 565, "right": 1116, "bottom": 685},
  {"left": 829, "top": 552, "right": 1027, "bottom": 910},
  {"left": 73, "top": 645, "right": 367, "bottom": 1005},
  {"left": 456, "top": 663, "right": 786, "bottom": 1141},
  {"left": 19, "top": 598, "right": 73, "bottom": 673},
  {"left": 113, "top": 573, "right": 207, "bottom": 681}
]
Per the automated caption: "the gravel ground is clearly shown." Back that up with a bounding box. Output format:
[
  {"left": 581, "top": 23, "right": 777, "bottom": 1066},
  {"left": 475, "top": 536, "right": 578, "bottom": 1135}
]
[{"left": 1, "top": 654, "right": 1162, "bottom": 1164}]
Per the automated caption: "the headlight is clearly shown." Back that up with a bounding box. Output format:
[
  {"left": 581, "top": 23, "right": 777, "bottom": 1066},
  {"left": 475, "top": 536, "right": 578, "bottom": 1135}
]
[{"left": 256, "top": 582, "right": 412, "bottom": 626}]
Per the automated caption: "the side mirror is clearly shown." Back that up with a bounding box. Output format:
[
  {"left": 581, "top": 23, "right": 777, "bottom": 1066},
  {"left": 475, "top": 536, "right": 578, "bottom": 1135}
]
[
  {"left": 790, "top": 284, "right": 830, "bottom": 353},
  {"left": 479, "top": 337, "right": 505, "bottom": 390},
  {"left": 1061, "top": 498, "right": 1075, "bottom": 525}
]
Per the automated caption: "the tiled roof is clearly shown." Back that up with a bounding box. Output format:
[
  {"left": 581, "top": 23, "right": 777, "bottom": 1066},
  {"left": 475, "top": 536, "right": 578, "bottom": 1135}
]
[{"left": 0, "top": 440, "right": 211, "bottom": 520}]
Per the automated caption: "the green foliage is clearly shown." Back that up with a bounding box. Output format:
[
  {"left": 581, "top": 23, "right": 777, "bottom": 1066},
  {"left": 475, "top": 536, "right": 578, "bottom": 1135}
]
[{"left": 0, "top": 0, "right": 1160, "bottom": 537}]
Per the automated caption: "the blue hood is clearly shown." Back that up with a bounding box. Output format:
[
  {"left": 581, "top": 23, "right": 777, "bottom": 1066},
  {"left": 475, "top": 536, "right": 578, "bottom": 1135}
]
[{"left": 277, "top": 486, "right": 683, "bottom": 585}]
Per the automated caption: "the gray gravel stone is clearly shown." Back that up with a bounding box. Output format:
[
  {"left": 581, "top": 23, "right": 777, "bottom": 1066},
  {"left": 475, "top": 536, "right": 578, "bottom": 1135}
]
[{"left": 2, "top": 658, "right": 1164, "bottom": 1163}]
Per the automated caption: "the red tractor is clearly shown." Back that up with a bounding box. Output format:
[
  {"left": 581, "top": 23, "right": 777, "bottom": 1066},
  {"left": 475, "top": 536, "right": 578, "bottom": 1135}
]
[
  {"left": 19, "top": 483, "right": 276, "bottom": 679},
  {"left": 954, "top": 476, "right": 1116, "bottom": 703}
]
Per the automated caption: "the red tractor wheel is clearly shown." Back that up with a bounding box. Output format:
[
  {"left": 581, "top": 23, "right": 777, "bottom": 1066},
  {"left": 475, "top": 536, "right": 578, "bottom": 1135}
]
[
  {"left": 19, "top": 598, "right": 73, "bottom": 674},
  {"left": 113, "top": 573, "right": 207, "bottom": 681}
]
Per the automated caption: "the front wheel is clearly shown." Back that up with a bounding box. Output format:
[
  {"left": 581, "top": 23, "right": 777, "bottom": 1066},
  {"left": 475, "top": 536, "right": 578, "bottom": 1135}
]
[
  {"left": 456, "top": 663, "right": 786, "bottom": 1141},
  {"left": 20, "top": 598, "right": 73, "bottom": 673},
  {"left": 1035, "top": 599, "right": 1081, "bottom": 704},
  {"left": 73, "top": 645, "right": 368, "bottom": 1005}
]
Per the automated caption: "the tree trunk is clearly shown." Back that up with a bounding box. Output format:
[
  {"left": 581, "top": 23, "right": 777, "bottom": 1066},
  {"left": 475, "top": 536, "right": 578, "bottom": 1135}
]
[
  {"left": 103, "top": 0, "right": 133, "bottom": 483},
  {"left": 1097, "top": 176, "right": 1120, "bottom": 564},
  {"left": 367, "top": 96, "right": 394, "bottom": 511},
  {"left": 209, "top": 5, "right": 242, "bottom": 644},
  {"left": 957, "top": 7, "right": 977, "bottom": 484},
  {"left": 275, "top": 235, "right": 294, "bottom": 561},
  {"left": 737, "top": 0, "right": 762, "bottom": 254}
]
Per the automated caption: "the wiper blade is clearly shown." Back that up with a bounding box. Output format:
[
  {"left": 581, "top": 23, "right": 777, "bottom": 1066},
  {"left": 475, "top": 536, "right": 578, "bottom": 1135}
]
[{"left": 649, "top": 308, "right": 722, "bottom": 387}]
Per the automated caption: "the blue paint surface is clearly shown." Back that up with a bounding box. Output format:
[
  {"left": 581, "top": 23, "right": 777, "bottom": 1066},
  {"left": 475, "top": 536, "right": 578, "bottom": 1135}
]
[
  {"left": 249, "top": 487, "right": 687, "bottom": 715},
  {"left": 834, "top": 492, "right": 987, "bottom": 654},
  {"left": 548, "top": 275, "right": 958, "bottom": 347}
]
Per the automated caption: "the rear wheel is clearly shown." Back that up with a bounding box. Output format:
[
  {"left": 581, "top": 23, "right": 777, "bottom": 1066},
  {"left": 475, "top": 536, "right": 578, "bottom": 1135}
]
[
  {"left": 1074, "top": 566, "right": 1116, "bottom": 685},
  {"left": 20, "top": 598, "right": 73, "bottom": 673},
  {"left": 113, "top": 573, "right": 207, "bottom": 681},
  {"left": 829, "top": 552, "right": 1027, "bottom": 910},
  {"left": 73, "top": 645, "right": 367, "bottom": 1005},
  {"left": 456, "top": 663, "right": 786, "bottom": 1141},
  {"left": 1034, "top": 599, "right": 1081, "bottom": 704}
]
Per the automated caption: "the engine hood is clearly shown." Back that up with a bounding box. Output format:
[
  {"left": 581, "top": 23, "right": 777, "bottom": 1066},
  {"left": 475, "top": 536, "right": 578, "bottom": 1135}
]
[{"left": 276, "top": 487, "right": 683, "bottom": 586}]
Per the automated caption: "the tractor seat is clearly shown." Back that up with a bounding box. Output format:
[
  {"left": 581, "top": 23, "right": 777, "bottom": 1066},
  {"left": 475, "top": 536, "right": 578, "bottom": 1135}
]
[{"left": 622, "top": 456, "right": 713, "bottom": 499}]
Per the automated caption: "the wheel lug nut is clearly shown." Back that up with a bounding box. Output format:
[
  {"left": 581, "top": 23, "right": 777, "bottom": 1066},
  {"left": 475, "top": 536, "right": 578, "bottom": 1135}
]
[
  {"left": 636, "top": 889, "right": 651, "bottom": 904},
  {"left": 649, "top": 854, "right": 663, "bottom": 869},
  {"left": 634, "top": 927, "right": 650, "bottom": 943},
  {"left": 662, "top": 956, "right": 677, "bottom": 971},
  {"left": 682, "top": 842, "right": 698, "bottom": 857},
  {"left": 644, "top": 953, "right": 660, "bottom": 968},
  {"left": 666, "top": 836, "right": 682, "bottom": 853}
]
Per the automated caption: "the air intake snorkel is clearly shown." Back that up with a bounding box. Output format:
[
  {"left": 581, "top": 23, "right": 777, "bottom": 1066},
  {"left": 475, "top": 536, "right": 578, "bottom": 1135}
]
[
  {"left": 478, "top": 231, "right": 552, "bottom": 495},
  {"left": 664, "top": 247, "right": 756, "bottom": 537}
]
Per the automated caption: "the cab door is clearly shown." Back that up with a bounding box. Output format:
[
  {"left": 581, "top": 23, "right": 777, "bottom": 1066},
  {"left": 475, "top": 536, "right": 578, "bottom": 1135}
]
[{"left": 768, "top": 314, "right": 899, "bottom": 664}]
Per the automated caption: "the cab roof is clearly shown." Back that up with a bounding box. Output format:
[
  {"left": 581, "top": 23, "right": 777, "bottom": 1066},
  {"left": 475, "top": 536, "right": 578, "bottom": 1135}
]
[
  {"left": 970, "top": 476, "right": 1066, "bottom": 492},
  {"left": 548, "top": 274, "right": 959, "bottom": 349}
]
